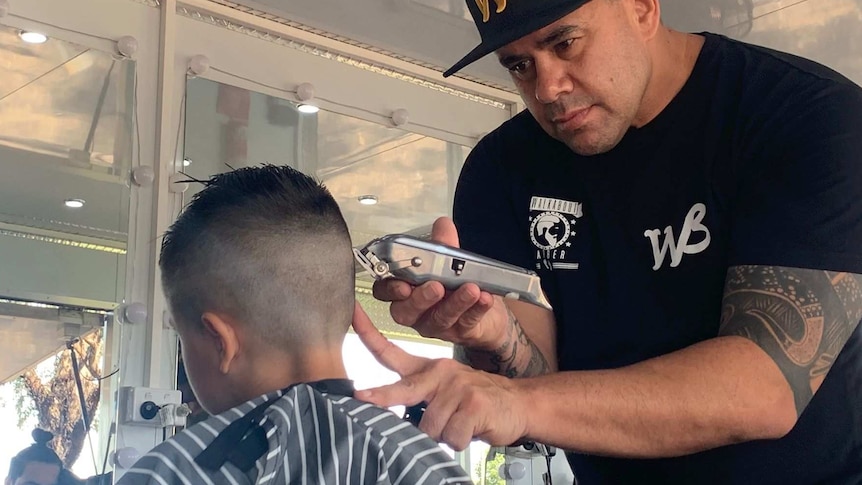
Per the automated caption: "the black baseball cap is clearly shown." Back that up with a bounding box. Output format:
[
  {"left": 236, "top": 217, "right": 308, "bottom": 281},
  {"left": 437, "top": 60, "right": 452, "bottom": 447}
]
[{"left": 444, "top": 0, "right": 593, "bottom": 77}]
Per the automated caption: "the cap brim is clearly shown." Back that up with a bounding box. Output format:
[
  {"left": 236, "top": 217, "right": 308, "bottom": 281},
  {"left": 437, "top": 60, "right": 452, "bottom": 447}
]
[
  {"left": 442, "top": 0, "right": 591, "bottom": 78},
  {"left": 443, "top": 43, "right": 495, "bottom": 78}
]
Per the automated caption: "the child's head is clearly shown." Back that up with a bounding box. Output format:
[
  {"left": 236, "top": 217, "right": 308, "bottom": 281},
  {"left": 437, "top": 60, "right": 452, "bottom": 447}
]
[{"left": 159, "top": 165, "right": 355, "bottom": 414}]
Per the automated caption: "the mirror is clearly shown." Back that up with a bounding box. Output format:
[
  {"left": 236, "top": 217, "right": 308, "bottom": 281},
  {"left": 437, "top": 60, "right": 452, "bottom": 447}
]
[
  {"left": 182, "top": 76, "right": 469, "bottom": 339},
  {"left": 0, "top": 24, "right": 135, "bottom": 480}
]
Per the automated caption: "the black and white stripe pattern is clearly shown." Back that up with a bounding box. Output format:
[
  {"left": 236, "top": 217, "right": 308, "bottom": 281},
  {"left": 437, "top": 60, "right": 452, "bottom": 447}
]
[{"left": 118, "top": 383, "right": 471, "bottom": 484}]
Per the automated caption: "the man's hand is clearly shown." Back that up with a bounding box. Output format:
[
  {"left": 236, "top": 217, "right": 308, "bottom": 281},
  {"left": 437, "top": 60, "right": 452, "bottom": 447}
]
[
  {"left": 371, "top": 217, "right": 512, "bottom": 351},
  {"left": 352, "top": 302, "right": 530, "bottom": 451}
]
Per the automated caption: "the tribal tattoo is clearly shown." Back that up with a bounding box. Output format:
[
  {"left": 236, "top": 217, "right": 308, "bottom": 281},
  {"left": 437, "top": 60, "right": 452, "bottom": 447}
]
[{"left": 719, "top": 265, "right": 862, "bottom": 415}]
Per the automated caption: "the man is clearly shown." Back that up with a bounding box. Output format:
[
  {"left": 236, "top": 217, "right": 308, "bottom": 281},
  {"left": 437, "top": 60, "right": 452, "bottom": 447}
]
[
  {"left": 361, "top": 0, "right": 862, "bottom": 483},
  {"left": 6, "top": 429, "right": 62, "bottom": 485},
  {"left": 119, "top": 165, "right": 470, "bottom": 484}
]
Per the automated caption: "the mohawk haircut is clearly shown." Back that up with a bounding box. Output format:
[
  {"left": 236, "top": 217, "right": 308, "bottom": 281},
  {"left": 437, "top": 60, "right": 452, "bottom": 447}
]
[{"left": 159, "top": 164, "right": 355, "bottom": 348}]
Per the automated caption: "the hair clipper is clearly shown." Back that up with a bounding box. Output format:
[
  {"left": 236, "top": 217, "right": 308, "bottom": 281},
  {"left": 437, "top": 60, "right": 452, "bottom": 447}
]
[{"left": 353, "top": 234, "right": 552, "bottom": 311}]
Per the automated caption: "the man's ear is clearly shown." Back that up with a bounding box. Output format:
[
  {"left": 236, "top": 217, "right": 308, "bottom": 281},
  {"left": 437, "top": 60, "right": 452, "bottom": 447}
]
[
  {"left": 200, "top": 312, "right": 240, "bottom": 374},
  {"left": 631, "top": 0, "right": 661, "bottom": 40}
]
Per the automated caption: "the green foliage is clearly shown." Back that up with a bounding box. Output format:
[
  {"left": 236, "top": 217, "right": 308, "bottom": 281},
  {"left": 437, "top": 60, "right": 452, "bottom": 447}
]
[
  {"left": 474, "top": 449, "right": 507, "bottom": 485},
  {"left": 13, "top": 378, "right": 36, "bottom": 429}
]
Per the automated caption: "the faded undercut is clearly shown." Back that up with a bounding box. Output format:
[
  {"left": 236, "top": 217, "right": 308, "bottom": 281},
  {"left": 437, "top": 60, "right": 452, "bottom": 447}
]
[{"left": 159, "top": 164, "right": 355, "bottom": 350}]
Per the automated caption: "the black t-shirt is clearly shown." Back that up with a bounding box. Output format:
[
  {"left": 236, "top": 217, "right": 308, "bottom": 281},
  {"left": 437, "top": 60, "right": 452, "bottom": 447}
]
[{"left": 453, "top": 32, "right": 862, "bottom": 484}]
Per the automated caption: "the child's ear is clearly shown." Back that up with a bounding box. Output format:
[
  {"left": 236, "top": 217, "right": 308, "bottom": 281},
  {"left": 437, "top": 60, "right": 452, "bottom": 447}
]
[{"left": 200, "top": 312, "right": 240, "bottom": 374}]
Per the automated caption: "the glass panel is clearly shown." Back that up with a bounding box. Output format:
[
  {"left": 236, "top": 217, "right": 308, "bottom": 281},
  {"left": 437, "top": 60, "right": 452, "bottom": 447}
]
[
  {"left": 662, "top": 0, "right": 862, "bottom": 85},
  {"left": 0, "top": 25, "right": 134, "bottom": 483},
  {"left": 0, "top": 27, "right": 133, "bottom": 173},
  {"left": 315, "top": 107, "right": 469, "bottom": 244},
  {"left": 0, "top": 317, "right": 109, "bottom": 480},
  {"left": 0, "top": 24, "right": 134, "bottom": 309},
  {"left": 183, "top": 77, "right": 467, "bottom": 245},
  {"left": 181, "top": 75, "right": 471, "bottom": 472},
  {"left": 182, "top": 79, "right": 302, "bottom": 187},
  {"left": 183, "top": 77, "right": 468, "bottom": 341}
]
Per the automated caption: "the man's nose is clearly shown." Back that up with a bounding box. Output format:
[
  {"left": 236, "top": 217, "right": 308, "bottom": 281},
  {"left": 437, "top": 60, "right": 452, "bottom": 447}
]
[{"left": 534, "top": 59, "right": 574, "bottom": 104}]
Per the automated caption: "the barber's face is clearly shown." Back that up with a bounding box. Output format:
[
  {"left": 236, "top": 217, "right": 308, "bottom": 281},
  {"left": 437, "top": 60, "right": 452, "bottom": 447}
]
[
  {"left": 496, "top": 0, "right": 653, "bottom": 155},
  {"left": 7, "top": 462, "right": 60, "bottom": 485}
]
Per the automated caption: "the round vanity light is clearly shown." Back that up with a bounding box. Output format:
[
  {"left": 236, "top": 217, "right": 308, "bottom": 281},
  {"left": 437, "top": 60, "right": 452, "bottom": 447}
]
[
  {"left": 297, "top": 103, "right": 319, "bottom": 114},
  {"left": 20, "top": 31, "right": 48, "bottom": 44},
  {"left": 358, "top": 195, "right": 379, "bottom": 206},
  {"left": 64, "top": 198, "right": 85, "bottom": 209}
]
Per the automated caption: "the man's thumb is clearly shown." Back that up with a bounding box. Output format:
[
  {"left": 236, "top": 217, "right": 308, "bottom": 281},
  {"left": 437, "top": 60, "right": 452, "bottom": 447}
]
[{"left": 431, "top": 216, "right": 460, "bottom": 247}]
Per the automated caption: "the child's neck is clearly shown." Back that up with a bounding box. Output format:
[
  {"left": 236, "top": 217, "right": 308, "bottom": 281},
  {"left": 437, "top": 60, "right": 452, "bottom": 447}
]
[{"left": 241, "top": 347, "right": 349, "bottom": 399}]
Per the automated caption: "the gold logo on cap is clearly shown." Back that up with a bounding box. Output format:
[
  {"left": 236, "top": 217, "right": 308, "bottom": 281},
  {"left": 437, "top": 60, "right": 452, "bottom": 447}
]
[{"left": 474, "top": 0, "right": 507, "bottom": 23}]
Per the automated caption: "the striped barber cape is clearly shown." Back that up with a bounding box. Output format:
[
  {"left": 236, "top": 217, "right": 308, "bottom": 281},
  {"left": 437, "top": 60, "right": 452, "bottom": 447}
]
[{"left": 118, "top": 379, "right": 471, "bottom": 485}]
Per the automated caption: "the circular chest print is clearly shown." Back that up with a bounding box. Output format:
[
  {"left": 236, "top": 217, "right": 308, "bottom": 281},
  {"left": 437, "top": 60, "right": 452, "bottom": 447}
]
[{"left": 530, "top": 212, "right": 572, "bottom": 250}]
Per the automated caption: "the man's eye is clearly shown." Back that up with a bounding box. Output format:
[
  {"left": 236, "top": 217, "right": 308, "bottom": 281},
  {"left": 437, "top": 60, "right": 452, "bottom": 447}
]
[
  {"left": 507, "top": 60, "right": 532, "bottom": 74},
  {"left": 557, "top": 38, "right": 576, "bottom": 51}
]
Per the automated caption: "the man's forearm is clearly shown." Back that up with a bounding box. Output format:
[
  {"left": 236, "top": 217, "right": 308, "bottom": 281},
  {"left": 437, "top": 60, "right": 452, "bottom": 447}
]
[
  {"left": 516, "top": 336, "right": 797, "bottom": 458},
  {"left": 456, "top": 306, "right": 551, "bottom": 378},
  {"left": 511, "top": 267, "right": 861, "bottom": 457}
]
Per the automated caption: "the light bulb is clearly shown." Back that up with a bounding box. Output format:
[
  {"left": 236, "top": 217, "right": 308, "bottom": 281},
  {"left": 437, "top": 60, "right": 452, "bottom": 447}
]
[
  {"left": 188, "top": 55, "right": 210, "bottom": 76},
  {"left": 116, "top": 35, "right": 138, "bottom": 58},
  {"left": 131, "top": 166, "right": 155, "bottom": 187},
  {"left": 391, "top": 108, "right": 409, "bottom": 127},
  {"left": 122, "top": 302, "right": 148, "bottom": 325},
  {"left": 499, "top": 462, "right": 527, "bottom": 479},
  {"left": 358, "top": 195, "right": 378, "bottom": 206},
  {"left": 64, "top": 199, "right": 85, "bottom": 209},
  {"left": 113, "top": 447, "right": 141, "bottom": 469},
  {"left": 296, "top": 82, "right": 315, "bottom": 102},
  {"left": 297, "top": 104, "right": 319, "bottom": 114},
  {"left": 169, "top": 173, "right": 190, "bottom": 194},
  {"left": 20, "top": 31, "right": 48, "bottom": 44}
]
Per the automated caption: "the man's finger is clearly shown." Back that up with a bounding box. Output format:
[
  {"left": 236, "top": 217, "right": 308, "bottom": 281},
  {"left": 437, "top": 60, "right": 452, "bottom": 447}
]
[
  {"left": 440, "top": 408, "right": 477, "bottom": 451},
  {"left": 425, "top": 284, "right": 482, "bottom": 331},
  {"left": 456, "top": 291, "right": 496, "bottom": 330},
  {"left": 389, "top": 281, "right": 446, "bottom": 327},
  {"left": 352, "top": 301, "right": 426, "bottom": 376},
  {"left": 431, "top": 217, "right": 460, "bottom": 247},
  {"left": 354, "top": 378, "right": 431, "bottom": 409},
  {"left": 415, "top": 387, "right": 463, "bottom": 443},
  {"left": 372, "top": 279, "right": 412, "bottom": 302}
]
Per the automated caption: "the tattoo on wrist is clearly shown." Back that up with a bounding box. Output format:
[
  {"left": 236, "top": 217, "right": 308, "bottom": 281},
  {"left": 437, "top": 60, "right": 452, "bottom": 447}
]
[{"left": 470, "top": 307, "right": 550, "bottom": 378}]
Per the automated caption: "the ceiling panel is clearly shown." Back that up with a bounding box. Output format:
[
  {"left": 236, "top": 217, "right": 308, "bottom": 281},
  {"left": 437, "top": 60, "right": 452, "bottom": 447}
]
[
  {"left": 226, "top": 0, "right": 862, "bottom": 88},
  {"left": 219, "top": 0, "right": 515, "bottom": 88},
  {"left": 0, "top": 24, "right": 133, "bottom": 241}
]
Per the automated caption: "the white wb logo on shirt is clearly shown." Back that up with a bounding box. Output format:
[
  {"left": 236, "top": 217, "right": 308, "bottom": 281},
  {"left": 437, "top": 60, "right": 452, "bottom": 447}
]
[{"left": 643, "top": 203, "right": 711, "bottom": 271}]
